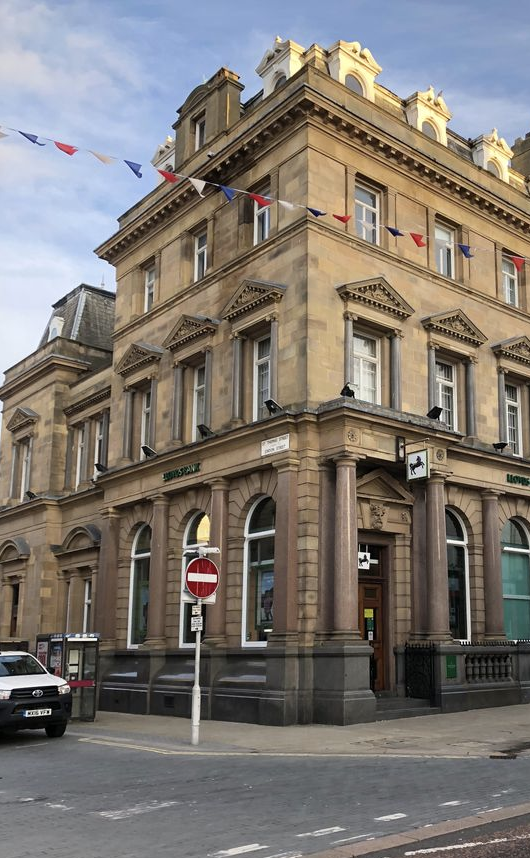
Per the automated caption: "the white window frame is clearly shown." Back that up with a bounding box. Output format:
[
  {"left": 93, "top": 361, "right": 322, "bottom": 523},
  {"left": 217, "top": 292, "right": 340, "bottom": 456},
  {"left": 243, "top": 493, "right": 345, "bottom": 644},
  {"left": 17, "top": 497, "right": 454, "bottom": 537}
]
[
  {"left": 435, "top": 359, "right": 457, "bottom": 430},
  {"left": 144, "top": 266, "right": 155, "bottom": 313},
  {"left": 140, "top": 389, "right": 151, "bottom": 458},
  {"left": 502, "top": 257, "right": 518, "bottom": 307},
  {"left": 75, "top": 425, "right": 85, "bottom": 489},
  {"left": 127, "top": 525, "right": 151, "bottom": 648},
  {"left": 506, "top": 382, "right": 522, "bottom": 456},
  {"left": 351, "top": 332, "right": 381, "bottom": 404},
  {"left": 242, "top": 496, "right": 275, "bottom": 648},
  {"left": 94, "top": 416, "right": 104, "bottom": 469},
  {"left": 19, "top": 439, "right": 32, "bottom": 502},
  {"left": 435, "top": 224, "right": 455, "bottom": 278},
  {"left": 253, "top": 335, "right": 271, "bottom": 421},
  {"left": 253, "top": 194, "right": 270, "bottom": 245},
  {"left": 192, "top": 364, "right": 206, "bottom": 441},
  {"left": 502, "top": 519, "right": 530, "bottom": 640},
  {"left": 194, "top": 232, "right": 207, "bottom": 281},
  {"left": 83, "top": 578, "right": 92, "bottom": 633},
  {"left": 179, "top": 513, "right": 210, "bottom": 648},
  {"left": 446, "top": 509, "right": 471, "bottom": 642},
  {"left": 354, "top": 182, "right": 379, "bottom": 245},
  {"left": 194, "top": 115, "right": 206, "bottom": 151}
]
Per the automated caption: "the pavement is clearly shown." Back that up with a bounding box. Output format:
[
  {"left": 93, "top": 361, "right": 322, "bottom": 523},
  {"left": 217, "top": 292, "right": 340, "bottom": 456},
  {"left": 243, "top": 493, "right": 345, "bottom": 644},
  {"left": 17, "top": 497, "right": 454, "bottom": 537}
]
[{"left": 71, "top": 702, "right": 530, "bottom": 758}]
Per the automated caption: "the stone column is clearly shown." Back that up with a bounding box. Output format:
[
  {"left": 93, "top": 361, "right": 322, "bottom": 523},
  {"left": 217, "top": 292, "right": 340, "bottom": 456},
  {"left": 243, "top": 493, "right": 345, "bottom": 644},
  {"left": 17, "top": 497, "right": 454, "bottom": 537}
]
[
  {"left": 231, "top": 334, "right": 244, "bottom": 422},
  {"left": 203, "top": 348, "right": 212, "bottom": 428},
  {"left": 268, "top": 458, "right": 300, "bottom": 643},
  {"left": 172, "top": 363, "right": 184, "bottom": 442},
  {"left": 0, "top": 582, "right": 13, "bottom": 637},
  {"left": 427, "top": 343, "right": 437, "bottom": 410},
  {"left": 343, "top": 313, "right": 354, "bottom": 382},
  {"left": 332, "top": 454, "right": 361, "bottom": 639},
  {"left": 498, "top": 368, "right": 507, "bottom": 443},
  {"left": 148, "top": 377, "right": 158, "bottom": 449},
  {"left": 94, "top": 507, "right": 121, "bottom": 649},
  {"left": 465, "top": 358, "right": 477, "bottom": 438},
  {"left": 145, "top": 495, "right": 169, "bottom": 648},
  {"left": 482, "top": 490, "right": 505, "bottom": 639},
  {"left": 390, "top": 330, "right": 403, "bottom": 410},
  {"left": 411, "top": 482, "right": 427, "bottom": 637},
  {"left": 204, "top": 478, "right": 230, "bottom": 644},
  {"left": 316, "top": 461, "right": 335, "bottom": 635},
  {"left": 269, "top": 314, "right": 279, "bottom": 403},
  {"left": 425, "top": 473, "right": 452, "bottom": 640}
]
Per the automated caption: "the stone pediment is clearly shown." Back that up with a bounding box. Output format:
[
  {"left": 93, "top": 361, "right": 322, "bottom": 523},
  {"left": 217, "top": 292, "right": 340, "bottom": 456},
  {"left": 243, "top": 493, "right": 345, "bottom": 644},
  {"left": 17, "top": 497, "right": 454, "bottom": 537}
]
[
  {"left": 336, "top": 277, "right": 414, "bottom": 320},
  {"left": 421, "top": 309, "right": 486, "bottom": 347},
  {"left": 6, "top": 407, "right": 39, "bottom": 433},
  {"left": 357, "top": 468, "right": 414, "bottom": 504},
  {"left": 163, "top": 315, "right": 219, "bottom": 353},
  {"left": 492, "top": 336, "right": 530, "bottom": 366},
  {"left": 115, "top": 342, "right": 165, "bottom": 377},
  {"left": 222, "top": 279, "right": 286, "bottom": 322}
]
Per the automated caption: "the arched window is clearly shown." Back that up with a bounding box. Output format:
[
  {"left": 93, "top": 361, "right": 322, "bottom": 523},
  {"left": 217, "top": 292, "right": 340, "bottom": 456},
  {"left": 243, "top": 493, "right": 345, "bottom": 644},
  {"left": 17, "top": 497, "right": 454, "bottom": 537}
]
[
  {"left": 345, "top": 74, "right": 364, "bottom": 96},
  {"left": 128, "top": 524, "right": 151, "bottom": 647},
  {"left": 180, "top": 513, "right": 210, "bottom": 646},
  {"left": 502, "top": 518, "right": 530, "bottom": 639},
  {"left": 273, "top": 74, "right": 287, "bottom": 91},
  {"left": 422, "top": 120, "right": 438, "bottom": 141},
  {"left": 487, "top": 160, "right": 501, "bottom": 178},
  {"left": 243, "top": 497, "right": 275, "bottom": 645},
  {"left": 446, "top": 509, "right": 470, "bottom": 640}
]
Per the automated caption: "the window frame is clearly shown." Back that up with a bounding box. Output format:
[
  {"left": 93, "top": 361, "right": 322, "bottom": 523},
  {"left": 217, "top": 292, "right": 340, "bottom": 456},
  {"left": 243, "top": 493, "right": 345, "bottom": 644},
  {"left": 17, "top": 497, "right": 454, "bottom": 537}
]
[
  {"left": 192, "top": 364, "right": 206, "bottom": 441},
  {"left": 144, "top": 265, "right": 155, "bottom": 313},
  {"left": 502, "top": 256, "right": 519, "bottom": 307},
  {"left": 502, "top": 518, "right": 530, "bottom": 640},
  {"left": 351, "top": 331, "right": 381, "bottom": 404},
  {"left": 446, "top": 508, "right": 471, "bottom": 642},
  {"left": 194, "top": 231, "right": 208, "bottom": 282},
  {"left": 253, "top": 193, "right": 271, "bottom": 245},
  {"left": 505, "top": 381, "right": 522, "bottom": 456},
  {"left": 127, "top": 524, "right": 151, "bottom": 648},
  {"left": 435, "top": 358, "right": 457, "bottom": 430},
  {"left": 242, "top": 496, "right": 276, "bottom": 647},
  {"left": 354, "top": 182, "right": 380, "bottom": 245},
  {"left": 434, "top": 223, "right": 455, "bottom": 278},
  {"left": 18, "top": 438, "right": 32, "bottom": 502},
  {"left": 194, "top": 114, "right": 206, "bottom": 151},
  {"left": 74, "top": 425, "right": 86, "bottom": 489},
  {"left": 83, "top": 578, "right": 92, "bottom": 633},
  {"left": 140, "top": 389, "right": 152, "bottom": 459},
  {"left": 253, "top": 334, "right": 272, "bottom": 421}
]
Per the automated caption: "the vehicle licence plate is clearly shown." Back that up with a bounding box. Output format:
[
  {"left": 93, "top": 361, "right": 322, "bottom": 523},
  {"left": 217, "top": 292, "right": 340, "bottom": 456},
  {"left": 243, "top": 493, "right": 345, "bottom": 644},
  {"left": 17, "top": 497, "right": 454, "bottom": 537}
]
[{"left": 23, "top": 708, "right": 52, "bottom": 717}]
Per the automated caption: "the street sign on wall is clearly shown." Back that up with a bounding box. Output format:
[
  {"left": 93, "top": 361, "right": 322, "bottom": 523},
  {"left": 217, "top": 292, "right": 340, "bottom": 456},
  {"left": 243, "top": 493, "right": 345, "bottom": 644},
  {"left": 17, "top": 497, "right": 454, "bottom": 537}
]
[{"left": 185, "top": 557, "right": 220, "bottom": 599}]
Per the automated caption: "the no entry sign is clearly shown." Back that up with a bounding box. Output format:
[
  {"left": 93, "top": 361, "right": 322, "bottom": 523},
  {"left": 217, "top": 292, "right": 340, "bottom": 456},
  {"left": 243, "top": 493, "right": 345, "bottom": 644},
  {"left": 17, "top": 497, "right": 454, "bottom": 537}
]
[{"left": 185, "top": 557, "right": 220, "bottom": 599}]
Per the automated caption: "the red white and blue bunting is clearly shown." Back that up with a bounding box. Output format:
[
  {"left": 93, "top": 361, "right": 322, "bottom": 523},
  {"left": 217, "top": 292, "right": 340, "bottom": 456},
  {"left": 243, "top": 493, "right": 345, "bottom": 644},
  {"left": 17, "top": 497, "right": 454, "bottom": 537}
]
[{"left": 1, "top": 123, "right": 527, "bottom": 270}]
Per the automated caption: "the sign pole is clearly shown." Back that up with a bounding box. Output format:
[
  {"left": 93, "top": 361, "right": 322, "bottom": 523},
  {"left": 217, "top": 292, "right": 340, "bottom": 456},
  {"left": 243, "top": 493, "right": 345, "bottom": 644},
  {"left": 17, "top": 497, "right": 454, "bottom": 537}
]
[{"left": 191, "top": 598, "right": 202, "bottom": 747}]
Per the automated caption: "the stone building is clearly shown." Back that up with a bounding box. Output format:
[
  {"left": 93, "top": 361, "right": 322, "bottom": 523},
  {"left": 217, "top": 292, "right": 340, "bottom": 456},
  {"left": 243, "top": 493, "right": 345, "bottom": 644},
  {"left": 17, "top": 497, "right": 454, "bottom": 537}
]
[{"left": 3, "top": 38, "right": 530, "bottom": 724}]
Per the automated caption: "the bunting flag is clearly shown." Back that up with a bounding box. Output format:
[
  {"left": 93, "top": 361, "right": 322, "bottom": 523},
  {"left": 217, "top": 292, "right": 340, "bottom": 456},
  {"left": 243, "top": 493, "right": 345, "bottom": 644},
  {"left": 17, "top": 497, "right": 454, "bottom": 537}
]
[
  {"left": 124, "top": 160, "right": 143, "bottom": 178},
  {"left": 3, "top": 120, "right": 530, "bottom": 271},
  {"left": 54, "top": 141, "right": 78, "bottom": 156},
  {"left": 90, "top": 150, "right": 116, "bottom": 164},
  {"left": 219, "top": 184, "right": 236, "bottom": 202},
  {"left": 18, "top": 130, "right": 45, "bottom": 146},
  {"left": 188, "top": 177, "right": 206, "bottom": 197},
  {"left": 157, "top": 169, "right": 178, "bottom": 183},
  {"left": 248, "top": 192, "right": 272, "bottom": 207}
]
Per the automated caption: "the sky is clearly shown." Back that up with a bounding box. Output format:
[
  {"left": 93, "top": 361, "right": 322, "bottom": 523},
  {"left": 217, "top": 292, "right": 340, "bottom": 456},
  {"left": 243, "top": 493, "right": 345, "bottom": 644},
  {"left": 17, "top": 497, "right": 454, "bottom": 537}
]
[{"left": 2, "top": 0, "right": 530, "bottom": 380}]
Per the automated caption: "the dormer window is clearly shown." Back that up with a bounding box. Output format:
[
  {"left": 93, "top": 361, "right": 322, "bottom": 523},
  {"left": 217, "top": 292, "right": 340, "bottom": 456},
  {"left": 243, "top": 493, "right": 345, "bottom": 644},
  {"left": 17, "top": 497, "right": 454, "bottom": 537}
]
[
  {"left": 421, "top": 120, "right": 438, "bottom": 141},
  {"left": 487, "top": 160, "right": 501, "bottom": 178},
  {"left": 194, "top": 114, "right": 206, "bottom": 151},
  {"left": 48, "top": 316, "right": 64, "bottom": 341},
  {"left": 345, "top": 74, "right": 364, "bottom": 96},
  {"left": 273, "top": 74, "right": 287, "bottom": 90}
]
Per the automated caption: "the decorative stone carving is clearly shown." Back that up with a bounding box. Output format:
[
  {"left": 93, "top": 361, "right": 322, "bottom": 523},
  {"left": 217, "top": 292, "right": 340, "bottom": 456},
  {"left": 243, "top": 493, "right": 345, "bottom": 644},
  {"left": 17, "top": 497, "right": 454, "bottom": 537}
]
[
  {"left": 327, "top": 40, "right": 382, "bottom": 102},
  {"left": 115, "top": 342, "right": 165, "bottom": 377},
  {"left": 471, "top": 128, "right": 513, "bottom": 182},
  {"left": 222, "top": 279, "right": 286, "bottom": 322},
  {"left": 336, "top": 277, "right": 414, "bottom": 320},
  {"left": 421, "top": 309, "right": 487, "bottom": 347},
  {"left": 404, "top": 85, "right": 452, "bottom": 146},
  {"left": 347, "top": 429, "right": 360, "bottom": 443},
  {"left": 492, "top": 336, "right": 530, "bottom": 366},
  {"left": 6, "top": 407, "right": 39, "bottom": 434},
  {"left": 163, "top": 315, "right": 219, "bottom": 352},
  {"left": 370, "top": 502, "right": 388, "bottom": 530}
]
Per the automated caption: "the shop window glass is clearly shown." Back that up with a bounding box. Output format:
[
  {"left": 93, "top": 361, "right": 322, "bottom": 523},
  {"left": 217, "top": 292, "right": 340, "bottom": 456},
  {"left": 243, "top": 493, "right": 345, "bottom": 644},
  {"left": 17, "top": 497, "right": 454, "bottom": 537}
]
[
  {"left": 128, "top": 524, "right": 151, "bottom": 646},
  {"left": 243, "top": 497, "right": 275, "bottom": 645},
  {"left": 502, "top": 519, "right": 530, "bottom": 639}
]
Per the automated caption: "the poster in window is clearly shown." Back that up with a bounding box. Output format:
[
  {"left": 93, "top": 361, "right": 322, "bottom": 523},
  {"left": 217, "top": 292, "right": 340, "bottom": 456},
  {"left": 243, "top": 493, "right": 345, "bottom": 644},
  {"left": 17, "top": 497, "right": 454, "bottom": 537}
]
[{"left": 257, "top": 569, "right": 274, "bottom": 628}]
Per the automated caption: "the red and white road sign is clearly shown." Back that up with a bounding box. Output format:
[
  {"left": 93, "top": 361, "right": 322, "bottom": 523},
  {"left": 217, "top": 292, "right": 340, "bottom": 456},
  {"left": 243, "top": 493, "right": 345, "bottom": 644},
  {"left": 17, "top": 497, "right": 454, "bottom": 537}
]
[{"left": 185, "top": 557, "right": 220, "bottom": 599}]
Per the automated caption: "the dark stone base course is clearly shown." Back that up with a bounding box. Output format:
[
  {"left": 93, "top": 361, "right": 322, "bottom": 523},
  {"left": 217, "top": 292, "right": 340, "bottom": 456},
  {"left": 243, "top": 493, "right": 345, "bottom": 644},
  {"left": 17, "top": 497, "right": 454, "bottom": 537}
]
[{"left": 439, "top": 682, "right": 522, "bottom": 713}]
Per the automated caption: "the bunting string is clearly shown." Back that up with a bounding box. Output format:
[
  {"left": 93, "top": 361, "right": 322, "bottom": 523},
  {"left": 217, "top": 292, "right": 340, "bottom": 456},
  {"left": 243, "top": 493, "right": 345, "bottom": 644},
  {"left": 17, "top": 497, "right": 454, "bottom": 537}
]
[{"left": 1, "top": 122, "right": 528, "bottom": 270}]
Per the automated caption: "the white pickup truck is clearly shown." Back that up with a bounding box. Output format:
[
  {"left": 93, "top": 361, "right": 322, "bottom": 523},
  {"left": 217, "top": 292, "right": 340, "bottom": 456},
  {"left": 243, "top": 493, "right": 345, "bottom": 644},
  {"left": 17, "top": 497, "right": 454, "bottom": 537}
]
[{"left": 0, "top": 651, "right": 72, "bottom": 737}]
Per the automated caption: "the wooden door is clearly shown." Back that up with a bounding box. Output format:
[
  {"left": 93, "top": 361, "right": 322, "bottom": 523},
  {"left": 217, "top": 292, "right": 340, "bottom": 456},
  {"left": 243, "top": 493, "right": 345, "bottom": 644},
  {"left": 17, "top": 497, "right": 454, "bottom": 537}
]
[{"left": 358, "top": 580, "right": 385, "bottom": 692}]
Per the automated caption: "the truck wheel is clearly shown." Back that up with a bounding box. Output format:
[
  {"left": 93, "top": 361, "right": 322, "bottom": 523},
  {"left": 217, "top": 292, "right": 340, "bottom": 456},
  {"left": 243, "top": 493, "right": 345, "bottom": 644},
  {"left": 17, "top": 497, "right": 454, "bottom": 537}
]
[{"left": 45, "top": 722, "right": 67, "bottom": 738}]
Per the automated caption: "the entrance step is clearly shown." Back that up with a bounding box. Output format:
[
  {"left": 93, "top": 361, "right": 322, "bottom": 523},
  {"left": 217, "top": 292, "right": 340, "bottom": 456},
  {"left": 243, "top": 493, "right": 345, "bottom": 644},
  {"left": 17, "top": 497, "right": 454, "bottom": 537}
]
[{"left": 375, "top": 696, "right": 440, "bottom": 721}]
